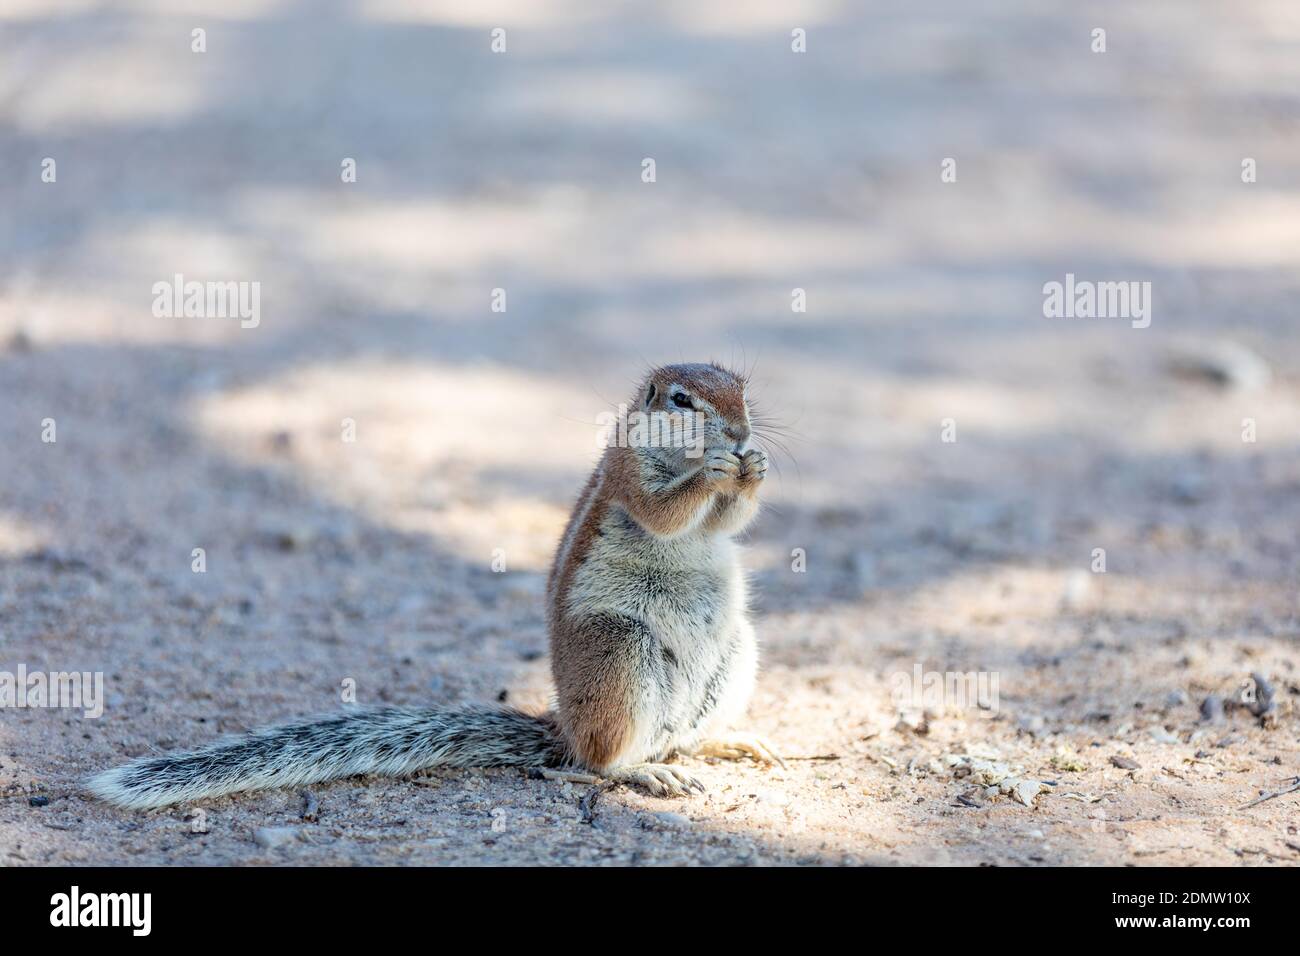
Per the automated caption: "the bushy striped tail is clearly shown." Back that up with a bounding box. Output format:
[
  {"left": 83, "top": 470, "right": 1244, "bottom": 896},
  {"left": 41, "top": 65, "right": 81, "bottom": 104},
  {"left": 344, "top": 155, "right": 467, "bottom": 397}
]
[{"left": 88, "top": 706, "right": 567, "bottom": 810}]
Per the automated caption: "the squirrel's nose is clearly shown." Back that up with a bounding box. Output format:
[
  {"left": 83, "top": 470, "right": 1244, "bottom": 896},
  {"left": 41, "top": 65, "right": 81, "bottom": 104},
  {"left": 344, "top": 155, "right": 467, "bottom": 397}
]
[{"left": 724, "top": 424, "right": 751, "bottom": 446}]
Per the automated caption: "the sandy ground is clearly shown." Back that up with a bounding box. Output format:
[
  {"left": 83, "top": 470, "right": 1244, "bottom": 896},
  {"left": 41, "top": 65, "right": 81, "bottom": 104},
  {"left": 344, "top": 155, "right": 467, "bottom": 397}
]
[{"left": 1, "top": 0, "right": 1299, "bottom": 866}]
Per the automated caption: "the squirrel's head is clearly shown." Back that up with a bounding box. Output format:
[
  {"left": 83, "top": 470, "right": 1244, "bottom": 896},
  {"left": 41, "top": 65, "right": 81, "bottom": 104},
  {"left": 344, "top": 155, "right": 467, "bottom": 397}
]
[{"left": 634, "top": 362, "right": 751, "bottom": 467}]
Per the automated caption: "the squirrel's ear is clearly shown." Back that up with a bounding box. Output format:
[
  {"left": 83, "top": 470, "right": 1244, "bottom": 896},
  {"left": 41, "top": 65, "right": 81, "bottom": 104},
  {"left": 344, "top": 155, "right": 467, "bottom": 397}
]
[{"left": 645, "top": 382, "right": 657, "bottom": 407}]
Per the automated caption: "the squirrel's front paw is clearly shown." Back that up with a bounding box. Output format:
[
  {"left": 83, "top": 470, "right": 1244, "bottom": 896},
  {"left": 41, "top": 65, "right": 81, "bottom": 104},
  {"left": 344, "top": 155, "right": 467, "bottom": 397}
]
[
  {"left": 737, "top": 449, "right": 767, "bottom": 484},
  {"left": 703, "top": 451, "right": 741, "bottom": 483}
]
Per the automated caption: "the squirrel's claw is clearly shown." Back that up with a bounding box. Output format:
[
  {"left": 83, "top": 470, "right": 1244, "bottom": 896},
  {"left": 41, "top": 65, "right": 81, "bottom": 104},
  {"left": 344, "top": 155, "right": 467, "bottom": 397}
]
[{"left": 607, "top": 763, "right": 705, "bottom": 797}]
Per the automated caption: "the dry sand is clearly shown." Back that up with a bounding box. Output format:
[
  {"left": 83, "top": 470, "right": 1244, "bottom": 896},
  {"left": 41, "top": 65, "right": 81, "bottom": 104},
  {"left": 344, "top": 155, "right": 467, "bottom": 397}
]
[{"left": 1, "top": 0, "right": 1298, "bottom": 865}]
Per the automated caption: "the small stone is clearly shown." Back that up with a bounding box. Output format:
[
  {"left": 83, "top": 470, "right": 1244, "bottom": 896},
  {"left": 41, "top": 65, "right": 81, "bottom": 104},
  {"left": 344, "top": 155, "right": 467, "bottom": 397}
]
[
  {"left": 1148, "top": 726, "right": 1180, "bottom": 745},
  {"left": 252, "top": 826, "right": 301, "bottom": 849},
  {"left": 300, "top": 790, "right": 319, "bottom": 822},
  {"left": 1110, "top": 755, "right": 1140, "bottom": 770},
  {"left": 1167, "top": 340, "right": 1271, "bottom": 391},
  {"left": 1164, "top": 689, "right": 1189, "bottom": 708},
  {"left": 1167, "top": 473, "right": 1207, "bottom": 505},
  {"left": 271, "top": 528, "right": 311, "bottom": 551},
  {"left": 29, "top": 795, "right": 50, "bottom": 807},
  {"left": 1247, "top": 671, "right": 1277, "bottom": 722},
  {"left": 1061, "top": 570, "right": 1092, "bottom": 610},
  {"left": 1007, "top": 780, "right": 1045, "bottom": 808},
  {"left": 894, "top": 714, "right": 929, "bottom": 736},
  {"left": 944, "top": 754, "right": 1016, "bottom": 787}
]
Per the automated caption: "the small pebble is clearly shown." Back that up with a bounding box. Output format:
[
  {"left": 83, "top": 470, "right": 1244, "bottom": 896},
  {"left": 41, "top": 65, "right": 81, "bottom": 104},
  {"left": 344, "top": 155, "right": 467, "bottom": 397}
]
[
  {"left": 300, "top": 790, "right": 319, "bottom": 822},
  {"left": 1199, "top": 694, "right": 1225, "bottom": 724},
  {"left": 1111, "top": 756, "right": 1140, "bottom": 770},
  {"left": 272, "top": 528, "right": 311, "bottom": 551},
  {"left": 252, "top": 826, "right": 301, "bottom": 849},
  {"left": 1168, "top": 473, "right": 1207, "bottom": 505},
  {"left": 1167, "top": 340, "right": 1271, "bottom": 391},
  {"left": 894, "top": 714, "right": 929, "bottom": 735},
  {"left": 1247, "top": 671, "right": 1277, "bottom": 721},
  {"left": 1008, "top": 780, "right": 1045, "bottom": 808},
  {"left": 29, "top": 796, "right": 50, "bottom": 807},
  {"left": 1061, "top": 570, "right": 1092, "bottom": 609}
]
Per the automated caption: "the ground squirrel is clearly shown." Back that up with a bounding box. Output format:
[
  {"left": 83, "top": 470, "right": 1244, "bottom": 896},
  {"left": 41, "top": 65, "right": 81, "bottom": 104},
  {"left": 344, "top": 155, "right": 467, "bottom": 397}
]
[{"left": 89, "top": 362, "right": 781, "bottom": 809}]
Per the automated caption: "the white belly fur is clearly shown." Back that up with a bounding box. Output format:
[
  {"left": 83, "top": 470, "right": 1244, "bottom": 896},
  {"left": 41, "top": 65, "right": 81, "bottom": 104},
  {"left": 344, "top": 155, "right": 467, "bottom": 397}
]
[{"left": 566, "top": 508, "right": 758, "bottom": 761}]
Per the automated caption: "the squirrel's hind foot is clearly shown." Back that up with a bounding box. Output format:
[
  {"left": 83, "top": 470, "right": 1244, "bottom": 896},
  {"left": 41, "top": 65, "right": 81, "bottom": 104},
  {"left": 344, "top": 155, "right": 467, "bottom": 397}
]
[
  {"left": 607, "top": 763, "right": 705, "bottom": 797},
  {"left": 688, "top": 733, "right": 785, "bottom": 768}
]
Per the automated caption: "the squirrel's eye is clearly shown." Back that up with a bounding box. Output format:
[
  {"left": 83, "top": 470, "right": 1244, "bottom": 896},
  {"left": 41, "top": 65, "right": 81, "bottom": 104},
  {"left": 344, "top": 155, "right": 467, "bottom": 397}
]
[{"left": 671, "top": 392, "right": 693, "bottom": 409}]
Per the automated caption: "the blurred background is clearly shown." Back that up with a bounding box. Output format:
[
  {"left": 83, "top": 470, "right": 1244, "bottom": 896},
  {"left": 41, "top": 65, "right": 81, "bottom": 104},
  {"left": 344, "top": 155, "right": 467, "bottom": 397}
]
[{"left": 1, "top": 0, "right": 1298, "bottom": 865}]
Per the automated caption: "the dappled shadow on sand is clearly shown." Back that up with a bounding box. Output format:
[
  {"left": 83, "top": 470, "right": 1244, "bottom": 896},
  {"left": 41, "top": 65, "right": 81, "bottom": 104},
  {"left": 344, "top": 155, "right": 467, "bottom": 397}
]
[{"left": 3, "top": 0, "right": 1299, "bottom": 864}]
